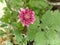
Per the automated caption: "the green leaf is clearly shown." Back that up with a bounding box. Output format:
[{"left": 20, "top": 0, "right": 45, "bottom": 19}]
[
  {"left": 5, "top": 0, "right": 24, "bottom": 10},
  {"left": 13, "top": 30, "right": 23, "bottom": 44},
  {"left": 11, "top": 22, "right": 23, "bottom": 31},
  {"left": 0, "top": 30, "right": 4, "bottom": 37},
  {"left": 34, "top": 31, "right": 47, "bottom": 45},
  {"left": 40, "top": 10, "right": 60, "bottom": 45},
  {"left": 41, "top": 10, "right": 60, "bottom": 32},
  {"left": 27, "top": 16, "right": 40, "bottom": 41},
  {"left": 1, "top": 8, "right": 18, "bottom": 24},
  {"left": 49, "top": 33, "right": 60, "bottom": 45},
  {"left": 28, "top": 0, "right": 49, "bottom": 9}
]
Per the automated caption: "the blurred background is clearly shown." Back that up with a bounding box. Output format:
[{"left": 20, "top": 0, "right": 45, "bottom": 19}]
[{"left": 0, "top": 0, "right": 6, "bottom": 18}]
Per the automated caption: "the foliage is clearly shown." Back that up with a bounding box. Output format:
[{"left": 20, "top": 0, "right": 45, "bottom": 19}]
[{"left": 0, "top": 0, "right": 60, "bottom": 45}]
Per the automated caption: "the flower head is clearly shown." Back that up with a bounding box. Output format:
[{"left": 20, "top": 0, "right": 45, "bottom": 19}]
[{"left": 18, "top": 7, "right": 35, "bottom": 27}]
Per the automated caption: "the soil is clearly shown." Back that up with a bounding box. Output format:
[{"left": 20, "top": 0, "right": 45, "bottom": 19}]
[{"left": 48, "top": 0, "right": 60, "bottom": 2}]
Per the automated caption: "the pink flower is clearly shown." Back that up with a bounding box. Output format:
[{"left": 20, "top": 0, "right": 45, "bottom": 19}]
[{"left": 18, "top": 7, "right": 35, "bottom": 27}]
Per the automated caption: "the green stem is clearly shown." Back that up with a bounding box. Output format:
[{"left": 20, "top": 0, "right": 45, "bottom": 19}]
[{"left": 22, "top": 26, "right": 27, "bottom": 35}]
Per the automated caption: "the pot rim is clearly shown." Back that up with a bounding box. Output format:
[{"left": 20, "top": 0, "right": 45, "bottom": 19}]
[{"left": 45, "top": 0, "right": 60, "bottom": 5}]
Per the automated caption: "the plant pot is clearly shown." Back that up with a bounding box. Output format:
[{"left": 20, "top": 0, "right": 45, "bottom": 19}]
[
  {"left": 46, "top": 0, "right": 60, "bottom": 6},
  {"left": 48, "top": 0, "right": 60, "bottom": 2},
  {"left": 46, "top": 0, "right": 60, "bottom": 10}
]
